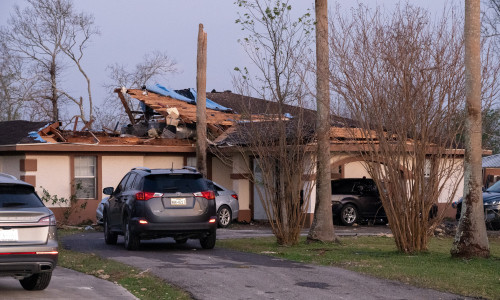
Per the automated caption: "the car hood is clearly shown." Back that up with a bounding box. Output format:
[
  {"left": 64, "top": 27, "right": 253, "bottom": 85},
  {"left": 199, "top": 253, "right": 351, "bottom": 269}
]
[
  {"left": 483, "top": 192, "right": 500, "bottom": 204},
  {"left": 456, "top": 191, "right": 500, "bottom": 205}
]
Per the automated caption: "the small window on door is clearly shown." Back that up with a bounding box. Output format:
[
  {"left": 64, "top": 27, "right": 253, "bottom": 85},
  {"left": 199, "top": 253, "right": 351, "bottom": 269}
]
[{"left": 74, "top": 156, "right": 96, "bottom": 199}]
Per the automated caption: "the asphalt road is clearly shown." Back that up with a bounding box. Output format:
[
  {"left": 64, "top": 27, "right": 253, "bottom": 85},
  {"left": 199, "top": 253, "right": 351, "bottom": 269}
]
[{"left": 62, "top": 228, "right": 468, "bottom": 300}]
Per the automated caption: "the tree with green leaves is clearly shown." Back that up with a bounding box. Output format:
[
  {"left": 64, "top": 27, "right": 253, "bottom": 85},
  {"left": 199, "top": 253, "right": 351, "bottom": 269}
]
[{"left": 230, "top": 0, "right": 315, "bottom": 245}]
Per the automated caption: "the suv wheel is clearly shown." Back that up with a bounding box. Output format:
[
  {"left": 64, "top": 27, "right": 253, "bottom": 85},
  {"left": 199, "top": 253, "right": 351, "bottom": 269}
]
[
  {"left": 104, "top": 214, "right": 118, "bottom": 245},
  {"left": 200, "top": 230, "right": 216, "bottom": 249},
  {"left": 19, "top": 272, "right": 52, "bottom": 290},
  {"left": 217, "top": 206, "right": 232, "bottom": 228},
  {"left": 124, "top": 218, "right": 140, "bottom": 250},
  {"left": 340, "top": 204, "right": 358, "bottom": 226}
]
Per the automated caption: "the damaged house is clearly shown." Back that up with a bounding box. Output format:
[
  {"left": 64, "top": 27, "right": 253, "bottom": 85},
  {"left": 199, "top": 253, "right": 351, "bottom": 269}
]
[{"left": 0, "top": 84, "right": 467, "bottom": 225}]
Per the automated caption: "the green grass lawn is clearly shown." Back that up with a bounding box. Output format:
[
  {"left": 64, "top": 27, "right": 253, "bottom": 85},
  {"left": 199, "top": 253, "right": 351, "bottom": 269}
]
[
  {"left": 58, "top": 229, "right": 192, "bottom": 300},
  {"left": 218, "top": 235, "right": 500, "bottom": 299}
]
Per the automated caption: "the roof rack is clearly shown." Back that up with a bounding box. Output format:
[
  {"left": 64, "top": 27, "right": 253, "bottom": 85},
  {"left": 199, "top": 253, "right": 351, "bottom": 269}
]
[
  {"left": 0, "top": 173, "right": 17, "bottom": 180},
  {"left": 182, "top": 166, "right": 198, "bottom": 172},
  {"left": 132, "top": 167, "right": 151, "bottom": 173}
]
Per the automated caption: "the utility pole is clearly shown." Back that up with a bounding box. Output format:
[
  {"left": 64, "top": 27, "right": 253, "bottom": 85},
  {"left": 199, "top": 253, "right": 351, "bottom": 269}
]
[
  {"left": 307, "top": 0, "right": 337, "bottom": 243},
  {"left": 451, "top": 0, "right": 489, "bottom": 258},
  {"left": 196, "top": 24, "right": 208, "bottom": 177}
]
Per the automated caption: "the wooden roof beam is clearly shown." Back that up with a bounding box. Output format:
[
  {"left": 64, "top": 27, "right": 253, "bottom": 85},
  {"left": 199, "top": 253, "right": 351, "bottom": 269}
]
[{"left": 116, "top": 89, "right": 136, "bottom": 125}]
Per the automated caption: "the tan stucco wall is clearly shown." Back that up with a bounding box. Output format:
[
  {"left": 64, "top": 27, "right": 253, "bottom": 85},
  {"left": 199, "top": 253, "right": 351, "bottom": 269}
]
[
  {"left": 27, "top": 154, "right": 71, "bottom": 208},
  {"left": 438, "top": 160, "right": 464, "bottom": 204},
  {"left": 211, "top": 157, "right": 232, "bottom": 189},
  {"left": 344, "top": 161, "right": 371, "bottom": 178},
  {"left": 143, "top": 155, "right": 184, "bottom": 169},
  {"left": 101, "top": 155, "right": 185, "bottom": 197},
  {"left": 101, "top": 155, "right": 143, "bottom": 194},
  {"left": 0, "top": 155, "right": 24, "bottom": 179}
]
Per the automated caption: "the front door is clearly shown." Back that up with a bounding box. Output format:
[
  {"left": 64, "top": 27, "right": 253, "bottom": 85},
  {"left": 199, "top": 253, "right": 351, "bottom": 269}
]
[{"left": 252, "top": 159, "right": 268, "bottom": 220}]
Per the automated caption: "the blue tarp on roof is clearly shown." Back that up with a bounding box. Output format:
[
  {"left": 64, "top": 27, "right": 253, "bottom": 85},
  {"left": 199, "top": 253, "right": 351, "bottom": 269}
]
[
  {"left": 27, "top": 124, "right": 51, "bottom": 143},
  {"left": 146, "top": 84, "right": 232, "bottom": 112},
  {"left": 188, "top": 88, "right": 232, "bottom": 112},
  {"left": 147, "top": 84, "right": 194, "bottom": 103}
]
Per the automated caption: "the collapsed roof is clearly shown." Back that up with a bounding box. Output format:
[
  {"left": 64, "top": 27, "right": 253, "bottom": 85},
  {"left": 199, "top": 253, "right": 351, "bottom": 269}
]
[
  {"left": 116, "top": 84, "right": 362, "bottom": 146},
  {"left": 0, "top": 85, "right": 364, "bottom": 149}
]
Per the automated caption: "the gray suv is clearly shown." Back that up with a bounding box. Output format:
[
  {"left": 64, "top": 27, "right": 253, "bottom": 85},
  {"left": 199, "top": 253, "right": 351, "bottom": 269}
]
[
  {"left": 102, "top": 167, "right": 217, "bottom": 250},
  {"left": 0, "top": 173, "right": 58, "bottom": 290}
]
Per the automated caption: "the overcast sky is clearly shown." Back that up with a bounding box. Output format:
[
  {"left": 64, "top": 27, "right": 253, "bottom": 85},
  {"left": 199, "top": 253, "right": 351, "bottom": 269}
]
[{"left": 0, "top": 0, "right": 448, "bottom": 113}]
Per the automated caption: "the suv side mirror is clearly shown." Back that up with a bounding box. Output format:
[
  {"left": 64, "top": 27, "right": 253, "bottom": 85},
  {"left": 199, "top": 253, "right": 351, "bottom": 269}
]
[{"left": 103, "top": 187, "right": 114, "bottom": 195}]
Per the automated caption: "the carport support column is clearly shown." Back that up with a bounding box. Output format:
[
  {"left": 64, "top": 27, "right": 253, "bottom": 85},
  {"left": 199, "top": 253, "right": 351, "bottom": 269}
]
[{"left": 231, "top": 153, "right": 251, "bottom": 223}]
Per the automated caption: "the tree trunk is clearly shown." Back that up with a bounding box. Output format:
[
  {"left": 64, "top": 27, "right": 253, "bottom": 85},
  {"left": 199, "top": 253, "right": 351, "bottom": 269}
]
[
  {"left": 196, "top": 24, "right": 208, "bottom": 177},
  {"left": 307, "top": 0, "right": 337, "bottom": 243},
  {"left": 50, "top": 57, "right": 58, "bottom": 122},
  {"left": 451, "top": 0, "right": 490, "bottom": 258}
]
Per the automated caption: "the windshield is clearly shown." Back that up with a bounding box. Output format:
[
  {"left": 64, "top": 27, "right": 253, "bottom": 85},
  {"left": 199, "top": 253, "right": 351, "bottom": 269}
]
[{"left": 486, "top": 180, "right": 500, "bottom": 193}]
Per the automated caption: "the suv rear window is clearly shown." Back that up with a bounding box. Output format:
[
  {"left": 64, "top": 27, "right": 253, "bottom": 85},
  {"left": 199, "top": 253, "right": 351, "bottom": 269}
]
[
  {"left": 0, "top": 185, "right": 44, "bottom": 208},
  {"left": 332, "top": 180, "right": 355, "bottom": 194},
  {"left": 143, "top": 174, "right": 207, "bottom": 193}
]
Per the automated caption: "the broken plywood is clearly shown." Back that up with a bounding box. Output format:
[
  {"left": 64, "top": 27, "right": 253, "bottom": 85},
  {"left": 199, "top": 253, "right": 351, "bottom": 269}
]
[{"left": 125, "top": 89, "right": 239, "bottom": 127}]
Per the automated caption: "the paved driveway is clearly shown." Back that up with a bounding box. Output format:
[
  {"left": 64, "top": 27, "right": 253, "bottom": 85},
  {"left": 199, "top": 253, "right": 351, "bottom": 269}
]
[
  {"left": 0, "top": 267, "right": 137, "bottom": 299},
  {"left": 62, "top": 228, "right": 467, "bottom": 300}
]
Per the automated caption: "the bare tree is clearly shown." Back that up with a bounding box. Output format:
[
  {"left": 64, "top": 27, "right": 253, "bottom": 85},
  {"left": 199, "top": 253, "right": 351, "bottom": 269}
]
[
  {"left": 482, "top": 0, "right": 500, "bottom": 39},
  {"left": 0, "top": 41, "right": 32, "bottom": 121},
  {"left": 451, "top": 0, "right": 490, "bottom": 259},
  {"left": 1, "top": 0, "right": 98, "bottom": 124},
  {"left": 59, "top": 7, "right": 100, "bottom": 126},
  {"left": 97, "top": 51, "right": 177, "bottom": 130},
  {"left": 329, "top": 3, "right": 471, "bottom": 253},
  {"left": 307, "top": 0, "right": 337, "bottom": 243},
  {"left": 224, "top": 0, "right": 314, "bottom": 245}
]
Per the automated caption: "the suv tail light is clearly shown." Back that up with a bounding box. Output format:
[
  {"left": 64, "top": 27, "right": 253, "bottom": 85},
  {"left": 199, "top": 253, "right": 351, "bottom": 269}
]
[
  {"left": 38, "top": 214, "right": 57, "bottom": 226},
  {"left": 231, "top": 194, "right": 238, "bottom": 201},
  {"left": 136, "top": 192, "right": 163, "bottom": 201},
  {"left": 194, "top": 191, "right": 215, "bottom": 200}
]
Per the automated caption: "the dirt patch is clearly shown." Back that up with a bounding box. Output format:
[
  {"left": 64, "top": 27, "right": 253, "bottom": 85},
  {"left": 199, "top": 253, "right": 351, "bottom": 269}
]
[{"left": 229, "top": 221, "right": 273, "bottom": 230}]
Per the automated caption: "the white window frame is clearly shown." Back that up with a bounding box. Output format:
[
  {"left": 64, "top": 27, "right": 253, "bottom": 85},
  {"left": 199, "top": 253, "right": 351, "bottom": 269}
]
[
  {"left": 424, "top": 159, "right": 432, "bottom": 178},
  {"left": 74, "top": 156, "right": 97, "bottom": 199}
]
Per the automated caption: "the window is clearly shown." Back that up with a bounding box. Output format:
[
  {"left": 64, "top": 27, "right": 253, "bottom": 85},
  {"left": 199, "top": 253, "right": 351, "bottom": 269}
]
[
  {"left": 115, "top": 173, "right": 130, "bottom": 194},
  {"left": 143, "top": 174, "right": 205, "bottom": 193},
  {"left": 125, "top": 173, "right": 137, "bottom": 190},
  {"left": 74, "top": 156, "right": 96, "bottom": 199},
  {"left": 332, "top": 180, "right": 356, "bottom": 195},
  {"left": 424, "top": 159, "right": 431, "bottom": 178},
  {"left": 0, "top": 185, "right": 44, "bottom": 208},
  {"left": 186, "top": 156, "right": 197, "bottom": 168}
]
